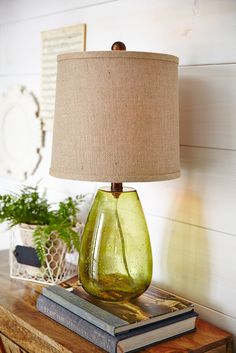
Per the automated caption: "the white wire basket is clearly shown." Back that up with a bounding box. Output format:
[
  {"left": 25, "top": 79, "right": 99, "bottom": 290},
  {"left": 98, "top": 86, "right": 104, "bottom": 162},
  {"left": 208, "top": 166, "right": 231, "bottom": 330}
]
[{"left": 10, "top": 224, "right": 83, "bottom": 285}]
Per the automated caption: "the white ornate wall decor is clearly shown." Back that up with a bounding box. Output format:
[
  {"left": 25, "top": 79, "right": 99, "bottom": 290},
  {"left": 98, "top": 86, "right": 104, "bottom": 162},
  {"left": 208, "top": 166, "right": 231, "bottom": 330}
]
[
  {"left": 41, "top": 24, "right": 86, "bottom": 131},
  {"left": 0, "top": 86, "right": 42, "bottom": 180}
]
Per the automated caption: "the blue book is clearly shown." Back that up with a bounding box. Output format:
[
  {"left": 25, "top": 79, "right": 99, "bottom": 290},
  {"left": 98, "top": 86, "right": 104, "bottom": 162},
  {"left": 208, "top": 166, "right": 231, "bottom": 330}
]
[
  {"left": 37, "top": 294, "right": 197, "bottom": 353},
  {"left": 42, "top": 277, "right": 194, "bottom": 336}
]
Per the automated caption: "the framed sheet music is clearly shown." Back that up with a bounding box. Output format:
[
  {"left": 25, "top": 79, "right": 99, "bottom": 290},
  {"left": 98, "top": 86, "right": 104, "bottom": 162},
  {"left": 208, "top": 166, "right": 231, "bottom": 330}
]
[{"left": 41, "top": 24, "right": 86, "bottom": 131}]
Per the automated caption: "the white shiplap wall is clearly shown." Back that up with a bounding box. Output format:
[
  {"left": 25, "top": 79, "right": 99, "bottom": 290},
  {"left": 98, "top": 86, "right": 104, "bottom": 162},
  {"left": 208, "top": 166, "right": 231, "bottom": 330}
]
[{"left": 0, "top": 0, "right": 236, "bottom": 347}]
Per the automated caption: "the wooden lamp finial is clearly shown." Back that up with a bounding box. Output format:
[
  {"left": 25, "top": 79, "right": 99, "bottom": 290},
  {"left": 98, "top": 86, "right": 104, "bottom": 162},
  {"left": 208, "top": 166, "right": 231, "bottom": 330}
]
[{"left": 111, "top": 41, "right": 126, "bottom": 51}]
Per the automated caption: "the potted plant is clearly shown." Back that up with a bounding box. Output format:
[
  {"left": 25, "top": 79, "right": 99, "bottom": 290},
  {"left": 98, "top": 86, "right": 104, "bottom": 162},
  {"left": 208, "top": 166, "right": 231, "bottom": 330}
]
[{"left": 0, "top": 186, "right": 84, "bottom": 284}]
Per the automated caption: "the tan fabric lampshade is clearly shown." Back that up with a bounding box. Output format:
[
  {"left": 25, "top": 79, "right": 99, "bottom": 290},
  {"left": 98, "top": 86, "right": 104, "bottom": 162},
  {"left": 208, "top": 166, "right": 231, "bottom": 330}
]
[{"left": 50, "top": 51, "right": 180, "bottom": 182}]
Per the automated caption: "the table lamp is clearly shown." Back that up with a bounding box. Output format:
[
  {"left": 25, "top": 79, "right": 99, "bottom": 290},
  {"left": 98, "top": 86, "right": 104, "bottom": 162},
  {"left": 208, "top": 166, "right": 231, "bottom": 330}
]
[{"left": 50, "top": 42, "right": 180, "bottom": 302}]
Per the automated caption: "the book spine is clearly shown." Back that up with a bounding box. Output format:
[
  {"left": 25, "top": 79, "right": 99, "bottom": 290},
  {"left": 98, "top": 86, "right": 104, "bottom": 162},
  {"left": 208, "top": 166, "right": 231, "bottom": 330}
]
[
  {"left": 37, "top": 295, "right": 118, "bottom": 353},
  {"left": 43, "top": 286, "right": 126, "bottom": 335}
]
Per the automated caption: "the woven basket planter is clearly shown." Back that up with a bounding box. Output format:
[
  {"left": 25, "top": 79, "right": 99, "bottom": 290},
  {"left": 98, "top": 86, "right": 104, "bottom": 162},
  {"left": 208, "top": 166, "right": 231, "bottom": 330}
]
[{"left": 10, "top": 223, "right": 82, "bottom": 284}]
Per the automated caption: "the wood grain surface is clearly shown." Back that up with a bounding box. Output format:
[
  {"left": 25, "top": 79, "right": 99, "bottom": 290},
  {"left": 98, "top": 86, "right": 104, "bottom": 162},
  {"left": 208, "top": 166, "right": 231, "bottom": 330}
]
[
  {"left": 0, "top": 250, "right": 233, "bottom": 353},
  {"left": 0, "top": 332, "right": 27, "bottom": 353}
]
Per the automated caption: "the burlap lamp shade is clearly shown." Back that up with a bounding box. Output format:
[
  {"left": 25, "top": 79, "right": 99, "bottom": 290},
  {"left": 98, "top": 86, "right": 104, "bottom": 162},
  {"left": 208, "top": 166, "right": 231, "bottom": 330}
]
[
  {"left": 50, "top": 51, "right": 180, "bottom": 182},
  {"left": 50, "top": 48, "right": 180, "bottom": 302}
]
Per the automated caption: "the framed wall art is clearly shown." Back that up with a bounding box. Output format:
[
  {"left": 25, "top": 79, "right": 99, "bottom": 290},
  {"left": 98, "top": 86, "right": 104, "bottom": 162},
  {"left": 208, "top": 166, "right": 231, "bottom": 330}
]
[{"left": 41, "top": 24, "right": 86, "bottom": 131}]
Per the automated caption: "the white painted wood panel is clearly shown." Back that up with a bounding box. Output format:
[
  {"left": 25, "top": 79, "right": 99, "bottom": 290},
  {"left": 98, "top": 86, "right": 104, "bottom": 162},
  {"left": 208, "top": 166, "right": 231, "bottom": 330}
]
[
  {"left": 147, "top": 214, "right": 236, "bottom": 319},
  {"left": 1, "top": 0, "right": 236, "bottom": 77},
  {"left": 0, "top": 0, "right": 119, "bottom": 24},
  {"left": 137, "top": 146, "right": 236, "bottom": 236},
  {"left": 0, "top": 75, "right": 40, "bottom": 98},
  {"left": 0, "top": 25, "right": 3, "bottom": 69},
  {"left": 179, "top": 64, "right": 236, "bottom": 150}
]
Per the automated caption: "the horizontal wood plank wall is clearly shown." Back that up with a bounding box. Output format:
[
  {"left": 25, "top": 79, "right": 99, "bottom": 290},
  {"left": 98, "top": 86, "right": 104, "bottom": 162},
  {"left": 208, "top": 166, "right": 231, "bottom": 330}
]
[
  {"left": 147, "top": 215, "right": 236, "bottom": 317},
  {"left": 0, "top": 74, "right": 40, "bottom": 97},
  {"left": 179, "top": 64, "right": 236, "bottom": 150},
  {"left": 146, "top": 214, "right": 236, "bottom": 346},
  {"left": 138, "top": 144, "right": 236, "bottom": 235},
  {"left": 0, "top": 0, "right": 236, "bottom": 349},
  {"left": 138, "top": 63, "right": 236, "bottom": 343},
  {"left": 0, "top": 0, "right": 120, "bottom": 24},
  {"left": 1, "top": 0, "right": 236, "bottom": 78}
]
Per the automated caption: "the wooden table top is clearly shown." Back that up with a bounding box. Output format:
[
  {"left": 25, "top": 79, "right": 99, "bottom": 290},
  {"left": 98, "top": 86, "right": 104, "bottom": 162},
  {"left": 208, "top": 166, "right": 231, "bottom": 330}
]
[{"left": 0, "top": 250, "right": 233, "bottom": 353}]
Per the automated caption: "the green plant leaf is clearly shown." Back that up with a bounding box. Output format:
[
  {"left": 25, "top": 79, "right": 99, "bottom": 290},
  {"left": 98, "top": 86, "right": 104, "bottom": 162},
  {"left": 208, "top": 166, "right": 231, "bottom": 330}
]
[{"left": 0, "top": 186, "right": 85, "bottom": 266}]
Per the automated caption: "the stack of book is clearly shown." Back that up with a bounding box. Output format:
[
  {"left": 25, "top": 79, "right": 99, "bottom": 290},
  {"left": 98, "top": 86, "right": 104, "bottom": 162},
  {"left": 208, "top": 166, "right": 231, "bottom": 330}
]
[{"left": 37, "top": 277, "right": 198, "bottom": 353}]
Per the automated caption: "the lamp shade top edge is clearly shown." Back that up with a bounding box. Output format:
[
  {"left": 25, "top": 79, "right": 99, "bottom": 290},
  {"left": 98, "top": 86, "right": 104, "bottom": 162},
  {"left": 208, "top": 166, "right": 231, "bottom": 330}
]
[{"left": 57, "top": 51, "right": 179, "bottom": 64}]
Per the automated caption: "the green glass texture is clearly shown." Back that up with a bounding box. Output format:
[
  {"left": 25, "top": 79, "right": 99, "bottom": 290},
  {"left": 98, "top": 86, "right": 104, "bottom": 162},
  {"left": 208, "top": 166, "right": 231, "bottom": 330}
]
[{"left": 79, "top": 187, "right": 153, "bottom": 301}]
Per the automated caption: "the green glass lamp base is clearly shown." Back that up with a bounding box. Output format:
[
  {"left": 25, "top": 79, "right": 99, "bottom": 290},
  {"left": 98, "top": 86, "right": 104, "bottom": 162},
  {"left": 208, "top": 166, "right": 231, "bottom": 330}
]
[{"left": 79, "top": 186, "right": 153, "bottom": 301}]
